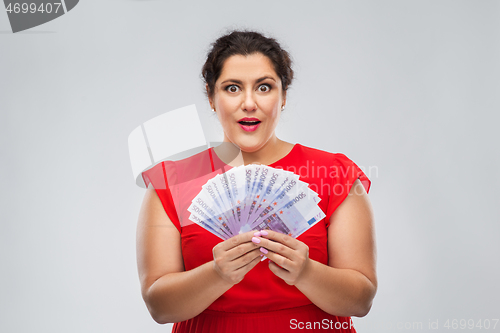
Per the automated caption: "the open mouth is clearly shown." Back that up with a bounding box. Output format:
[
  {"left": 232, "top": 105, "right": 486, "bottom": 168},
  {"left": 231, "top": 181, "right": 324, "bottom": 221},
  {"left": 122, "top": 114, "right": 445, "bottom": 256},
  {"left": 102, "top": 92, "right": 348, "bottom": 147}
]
[
  {"left": 238, "top": 121, "right": 261, "bottom": 126},
  {"left": 238, "top": 120, "right": 261, "bottom": 132}
]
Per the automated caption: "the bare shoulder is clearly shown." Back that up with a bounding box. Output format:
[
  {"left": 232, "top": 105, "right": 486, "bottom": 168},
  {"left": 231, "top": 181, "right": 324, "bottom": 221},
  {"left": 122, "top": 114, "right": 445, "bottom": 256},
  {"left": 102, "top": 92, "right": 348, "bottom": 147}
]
[
  {"left": 136, "top": 185, "right": 184, "bottom": 298},
  {"left": 327, "top": 179, "right": 377, "bottom": 287}
]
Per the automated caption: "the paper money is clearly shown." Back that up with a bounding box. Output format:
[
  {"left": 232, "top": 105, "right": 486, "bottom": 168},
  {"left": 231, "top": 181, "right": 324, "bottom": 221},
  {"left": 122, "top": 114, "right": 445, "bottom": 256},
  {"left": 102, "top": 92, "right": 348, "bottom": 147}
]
[{"left": 188, "top": 164, "right": 325, "bottom": 240}]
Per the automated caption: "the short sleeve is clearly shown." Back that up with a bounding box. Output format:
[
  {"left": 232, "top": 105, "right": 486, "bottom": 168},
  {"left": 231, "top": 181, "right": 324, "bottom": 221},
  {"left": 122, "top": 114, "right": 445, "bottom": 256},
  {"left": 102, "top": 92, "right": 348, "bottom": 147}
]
[
  {"left": 325, "top": 154, "right": 371, "bottom": 228},
  {"left": 141, "top": 162, "right": 182, "bottom": 233}
]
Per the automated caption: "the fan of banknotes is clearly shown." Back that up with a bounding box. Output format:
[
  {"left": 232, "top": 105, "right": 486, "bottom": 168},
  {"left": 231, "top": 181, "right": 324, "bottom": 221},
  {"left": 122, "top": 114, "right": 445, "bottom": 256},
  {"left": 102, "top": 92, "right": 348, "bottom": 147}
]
[{"left": 188, "top": 164, "right": 325, "bottom": 240}]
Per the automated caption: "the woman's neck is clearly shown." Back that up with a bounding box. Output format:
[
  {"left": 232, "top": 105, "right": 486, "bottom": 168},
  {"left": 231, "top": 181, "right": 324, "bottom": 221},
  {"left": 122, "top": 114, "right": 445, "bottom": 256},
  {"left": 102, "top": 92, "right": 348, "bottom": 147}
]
[
  {"left": 215, "top": 136, "right": 293, "bottom": 166},
  {"left": 241, "top": 137, "right": 283, "bottom": 165}
]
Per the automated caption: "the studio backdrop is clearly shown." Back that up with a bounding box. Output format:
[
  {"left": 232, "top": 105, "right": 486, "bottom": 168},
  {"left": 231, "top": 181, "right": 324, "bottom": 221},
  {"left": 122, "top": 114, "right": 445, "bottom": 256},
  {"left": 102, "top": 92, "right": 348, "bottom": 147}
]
[{"left": 1, "top": 1, "right": 499, "bottom": 332}]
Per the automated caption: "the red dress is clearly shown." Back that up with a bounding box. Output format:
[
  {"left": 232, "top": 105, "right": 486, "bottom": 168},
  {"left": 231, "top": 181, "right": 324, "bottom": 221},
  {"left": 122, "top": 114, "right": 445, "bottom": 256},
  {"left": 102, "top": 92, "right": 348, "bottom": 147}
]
[{"left": 142, "top": 143, "right": 371, "bottom": 332}]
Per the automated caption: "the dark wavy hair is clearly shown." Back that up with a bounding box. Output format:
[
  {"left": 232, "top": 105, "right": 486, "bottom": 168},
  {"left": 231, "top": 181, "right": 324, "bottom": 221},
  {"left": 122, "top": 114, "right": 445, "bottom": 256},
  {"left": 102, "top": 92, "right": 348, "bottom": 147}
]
[{"left": 202, "top": 30, "right": 294, "bottom": 99}]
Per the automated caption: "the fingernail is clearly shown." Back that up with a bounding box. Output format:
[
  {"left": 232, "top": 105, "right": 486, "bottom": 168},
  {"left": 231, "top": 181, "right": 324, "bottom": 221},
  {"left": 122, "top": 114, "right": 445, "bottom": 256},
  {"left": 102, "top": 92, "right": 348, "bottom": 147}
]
[
  {"left": 252, "top": 237, "right": 260, "bottom": 244},
  {"left": 260, "top": 254, "right": 264, "bottom": 257},
  {"left": 260, "top": 230, "right": 268, "bottom": 236},
  {"left": 260, "top": 247, "right": 268, "bottom": 254},
  {"left": 253, "top": 231, "right": 261, "bottom": 237}
]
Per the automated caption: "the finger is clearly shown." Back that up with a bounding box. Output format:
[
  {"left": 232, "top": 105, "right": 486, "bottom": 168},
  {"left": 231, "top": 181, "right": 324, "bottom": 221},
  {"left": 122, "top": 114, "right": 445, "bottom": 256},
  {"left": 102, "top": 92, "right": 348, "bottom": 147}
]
[
  {"left": 219, "top": 230, "right": 261, "bottom": 251},
  {"left": 228, "top": 253, "right": 263, "bottom": 283},
  {"left": 268, "top": 259, "right": 291, "bottom": 281},
  {"left": 225, "top": 241, "right": 260, "bottom": 261},
  {"left": 258, "top": 230, "right": 301, "bottom": 250},
  {"left": 255, "top": 236, "right": 295, "bottom": 260},
  {"left": 231, "top": 248, "right": 262, "bottom": 272},
  {"left": 215, "top": 249, "right": 262, "bottom": 285},
  {"left": 216, "top": 249, "right": 258, "bottom": 275},
  {"left": 262, "top": 248, "right": 293, "bottom": 271}
]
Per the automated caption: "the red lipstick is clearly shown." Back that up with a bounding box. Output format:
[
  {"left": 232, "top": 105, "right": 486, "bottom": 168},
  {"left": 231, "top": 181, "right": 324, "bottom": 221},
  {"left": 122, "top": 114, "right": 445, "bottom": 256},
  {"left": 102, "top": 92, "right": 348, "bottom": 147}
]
[{"left": 237, "top": 117, "right": 261, "bottom": 132}]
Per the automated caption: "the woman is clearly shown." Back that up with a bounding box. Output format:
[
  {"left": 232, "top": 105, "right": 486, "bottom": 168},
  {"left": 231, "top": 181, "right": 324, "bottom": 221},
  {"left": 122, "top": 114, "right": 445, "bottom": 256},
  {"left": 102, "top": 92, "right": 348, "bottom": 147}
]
[{"left": 136, "top": 30, "right": 377, "bottom": 332}]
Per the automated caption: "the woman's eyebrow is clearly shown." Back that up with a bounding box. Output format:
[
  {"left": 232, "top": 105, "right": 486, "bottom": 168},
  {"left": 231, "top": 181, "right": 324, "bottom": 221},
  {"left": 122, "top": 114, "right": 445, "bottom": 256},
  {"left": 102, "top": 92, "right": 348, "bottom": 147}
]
[
  {"left": 220, "top": 79, "right": 243, "bottom": 85},
  {"left": 256, "top": 76, "right": 276, "bottom": 83},
  {"left": 220, "top": 76, "right": 276, "bottom": 85}
]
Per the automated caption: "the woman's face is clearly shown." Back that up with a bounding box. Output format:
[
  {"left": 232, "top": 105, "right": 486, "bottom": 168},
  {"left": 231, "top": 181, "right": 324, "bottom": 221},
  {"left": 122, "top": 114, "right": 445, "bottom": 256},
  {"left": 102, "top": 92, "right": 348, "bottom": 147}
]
[{"left": 209, "top": 52, "right": 286, "bottom": 153}]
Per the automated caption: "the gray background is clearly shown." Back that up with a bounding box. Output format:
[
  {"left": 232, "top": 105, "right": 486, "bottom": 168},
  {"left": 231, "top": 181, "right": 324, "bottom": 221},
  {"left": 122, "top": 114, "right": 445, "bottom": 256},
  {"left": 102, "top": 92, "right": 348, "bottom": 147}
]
[{"left": 1, "top": 0, "right": 499, "bottom": 332}]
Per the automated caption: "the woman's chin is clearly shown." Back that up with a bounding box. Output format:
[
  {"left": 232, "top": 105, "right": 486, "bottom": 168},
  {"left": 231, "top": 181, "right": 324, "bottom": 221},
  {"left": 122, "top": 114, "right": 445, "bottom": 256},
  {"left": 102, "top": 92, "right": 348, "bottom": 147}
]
[
  {"left": 228, "top": 134, "right": 272, "bottom": 153},
  {"left": 234, "top": 141, "right": 263, "bottom": 153}
]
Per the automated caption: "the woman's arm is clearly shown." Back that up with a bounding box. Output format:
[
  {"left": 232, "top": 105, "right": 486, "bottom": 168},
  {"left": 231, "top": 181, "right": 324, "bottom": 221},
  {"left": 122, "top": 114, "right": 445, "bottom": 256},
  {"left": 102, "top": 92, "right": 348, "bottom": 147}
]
[
  {"left": 256, "top": 179, "right": 377, "bottom": 317},
  {"left": 136, "top": 185, "right": 262, "bottom": 324}
]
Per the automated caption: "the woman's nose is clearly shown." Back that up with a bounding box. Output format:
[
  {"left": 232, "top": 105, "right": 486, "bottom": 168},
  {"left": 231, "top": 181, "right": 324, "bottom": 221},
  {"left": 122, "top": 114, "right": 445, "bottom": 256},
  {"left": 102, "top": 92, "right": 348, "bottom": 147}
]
[{"left": 241, "top": 91, "right": 257, "bottom": 112}]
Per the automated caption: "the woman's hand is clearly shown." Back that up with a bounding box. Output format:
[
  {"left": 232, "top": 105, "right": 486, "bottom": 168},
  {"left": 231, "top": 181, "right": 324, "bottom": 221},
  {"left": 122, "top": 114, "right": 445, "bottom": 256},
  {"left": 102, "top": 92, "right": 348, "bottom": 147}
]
[
  {"left": 212, "top": 230, "right": 263, "bottom": 285},
  {"left": 252, "top": 230, "right": 310, "bottom": 286}
]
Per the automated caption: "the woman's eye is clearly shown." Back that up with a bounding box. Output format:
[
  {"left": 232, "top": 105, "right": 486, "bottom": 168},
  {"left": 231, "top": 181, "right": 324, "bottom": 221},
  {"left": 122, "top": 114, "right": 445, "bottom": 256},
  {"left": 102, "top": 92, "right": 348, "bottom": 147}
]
[
  {"left": 258, "top": 84, "right": 271, "bottom": 92},
  {"left": 226, "top": 85, "right": 239, "bottom": 93}
]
